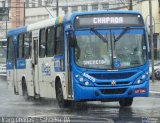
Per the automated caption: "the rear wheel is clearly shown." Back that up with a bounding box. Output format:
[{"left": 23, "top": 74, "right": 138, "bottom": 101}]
[
  {"left": 119, "top": 98, "right": 133, "bottom": 107},
  {"left": 56, "top": 81, "right": 70, "bottom": 108},
  {"left": 22, "top": 78, "right": 29, "bottom": 100}
]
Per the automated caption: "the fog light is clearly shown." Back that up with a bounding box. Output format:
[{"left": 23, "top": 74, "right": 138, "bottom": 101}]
[
  {"left": 75, "top": 74, "right": 79, "bottom": 78},
  {"left": 84, "top": 81, "right": 89, "bottom": 86}
]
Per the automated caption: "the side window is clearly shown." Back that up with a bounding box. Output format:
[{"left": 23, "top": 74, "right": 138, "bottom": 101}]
[
  {"left": 24, "top": 32, "right": 30, "bottom": 59},
  {"left": 46, "top": 26, "right": 55, "bottom": 57},
  {"left": 55, "top": 25, "right": 64, "bottom": 55},
  {"left": 39, "top": 29, "right": 46, "bottom": 58},
  {"left": 18, "top": 34, "right": 24, "bottom": 58},
  {"left": 7, "top": 37, "right": 14, "bottom": 60},
  {"left": 29, "top": 32, "right": 32, "bottom": 58}
]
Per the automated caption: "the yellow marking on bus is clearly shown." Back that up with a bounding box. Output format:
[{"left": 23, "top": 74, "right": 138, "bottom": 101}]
[{"left": 59, "top": 16, "right": 64, "bottom": 24}]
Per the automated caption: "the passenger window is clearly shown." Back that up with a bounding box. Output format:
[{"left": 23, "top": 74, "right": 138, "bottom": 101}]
[
  {"left": 7, "top": 37, "right": 14, "bottom": 60},
  {"left": 55, "top": 25, "right": 64, "bottom": 55},
  {"left": 24, "top": 33, "right": 30, "bottom": 59},
  {"left": 46, "top": 27, "right": 55, "bottom": 57},
  {"left": 39, "top": 29, "right": 46, "bottom": 58},
  {"left": 18, "top": 34, "right": 24, "bottom": 58},
  {"left": 29, "top": 32, "right": 32, "bottom": 58}
]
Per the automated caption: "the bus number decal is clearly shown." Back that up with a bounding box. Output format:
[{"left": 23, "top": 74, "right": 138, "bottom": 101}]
[{"left": 83, "top": 73, "right": 96, "bottom": 82}]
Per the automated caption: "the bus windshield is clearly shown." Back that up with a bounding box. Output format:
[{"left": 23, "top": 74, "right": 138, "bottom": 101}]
[{"left": 74, "top": 28, "right": 147, "bottom": 69}]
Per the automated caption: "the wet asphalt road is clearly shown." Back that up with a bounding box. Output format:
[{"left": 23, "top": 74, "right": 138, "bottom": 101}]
[{"left": 0, "top": 77, "right": 160, "bottom": 123}]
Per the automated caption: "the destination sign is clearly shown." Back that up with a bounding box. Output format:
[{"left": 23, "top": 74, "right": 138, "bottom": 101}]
[
  {"left": 74, "top": 14, "right": 144, "bottom": 28},
  {"left": 93, "top": 17, "right": 123, "bottom": 24}
]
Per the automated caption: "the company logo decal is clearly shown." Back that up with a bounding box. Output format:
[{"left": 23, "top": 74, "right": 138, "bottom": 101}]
[
  {"left": 111, "top": 80, "right": 116, "bottom": 85},
  {"left": 41, "top": 63, "right": 51, "bottom": 76}
]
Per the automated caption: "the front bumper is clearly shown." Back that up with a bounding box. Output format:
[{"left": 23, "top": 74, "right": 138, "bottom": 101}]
[{"left": 73, "top": 79, "right": 149, "bottom": 101}]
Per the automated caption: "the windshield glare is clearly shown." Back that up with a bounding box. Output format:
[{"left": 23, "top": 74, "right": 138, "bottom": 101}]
[{"left": 74, "top": 29, "right": 147, "bottom": 69}]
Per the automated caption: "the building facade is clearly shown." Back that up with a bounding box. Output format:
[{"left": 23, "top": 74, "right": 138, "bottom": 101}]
[
  {"left": 132, "top": 0, "right": 160, "bottom": 60},
  {"left": 11, "top": 0, "right": 25, "bottom": 28}
]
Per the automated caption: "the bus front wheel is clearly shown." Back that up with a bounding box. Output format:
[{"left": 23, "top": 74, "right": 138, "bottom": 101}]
[
  {"left": 119, "top": 98, "right": 133, "bottom": 107},
  {"left": 55, "top": 81, "right": 69, "bottom": 108}
]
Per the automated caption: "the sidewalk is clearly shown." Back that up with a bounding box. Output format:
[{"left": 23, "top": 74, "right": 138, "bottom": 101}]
[{"left": 149, "top": 79, "right": 160, "bottom": 97}]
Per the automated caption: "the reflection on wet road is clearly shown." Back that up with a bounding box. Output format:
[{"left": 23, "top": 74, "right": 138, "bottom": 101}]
[{"left": 0, "top": 77, "right": 160, "bottom": 123}]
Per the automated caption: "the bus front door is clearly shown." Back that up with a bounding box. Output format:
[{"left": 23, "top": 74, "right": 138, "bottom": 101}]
[{"left": 31, "top": 36, "right": 40, "bottom": 97}]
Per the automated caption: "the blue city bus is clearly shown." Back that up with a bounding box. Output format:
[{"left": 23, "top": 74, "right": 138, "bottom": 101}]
[{"left": 7, "top": 10, "right": 149, "bottom": 108}]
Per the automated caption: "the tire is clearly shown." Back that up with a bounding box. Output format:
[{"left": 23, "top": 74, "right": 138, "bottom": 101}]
[
  {"left": 55, "top": 81, "right": 69, "bottom": 108},
  {"left": 22, "top": 78, "right": 29, "bottom": 100},
  {"left": 119, "top": 98, "right": 133, "bottom": 107}
]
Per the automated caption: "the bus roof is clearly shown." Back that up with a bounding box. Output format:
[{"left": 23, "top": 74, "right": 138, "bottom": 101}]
[
  {"left": 66, "top": 10, "right": 142, "bottom": 22},
  {"left": 7, "top": 16, "right": 64, "bottom": 37},
  {"left": 27, "top": 16, "right": 65, "bottom": 31},
  {"left": 7, "top": 26, "right": 27, "bottom": 37},
  {"left": 71, "top": 10, "right": 141, "bottom": 15},
  {"left": 7, "top": 10, "right": 142, "bottom": 37}
]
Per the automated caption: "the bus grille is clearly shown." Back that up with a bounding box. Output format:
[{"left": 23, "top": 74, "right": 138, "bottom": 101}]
[
  {"left": 100, "top": 88, "right": 126, "bottom": 94},
  {"left": 96, "top": 81, "right": 130, "bottom": 86},
  {"left": 89, "top": 72, "right": 136, "bottom": 79}
]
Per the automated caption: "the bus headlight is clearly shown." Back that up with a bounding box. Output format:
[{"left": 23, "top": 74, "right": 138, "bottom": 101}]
[
  {"left": 84, "top": 81, "right": 89, "bottom": 86},
  {"left": 137, "top": 79, "right": 141, "bottom": 84},
  {"left": 133, "top": 73, "right": 148, "bottom": 85},
  {"left": 75, "top": 74, "right": 94, "bottom": 86},
  {"left": 79, "top": 77, "right": 84, "bottom": 82}
]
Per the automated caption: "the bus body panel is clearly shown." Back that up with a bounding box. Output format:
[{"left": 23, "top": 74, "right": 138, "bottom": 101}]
[
  {"left": 72, "top": 65, "right": 149, "bottom": 101},
  {"left": 11, "top": 35, "right": 19, "bottom": 95},
  {"left": 73, "top": 79, "right": 149, "bottom": 101},
  {"left": 31, "top": 30, "right": 40, "bottom": 96},
  {"left": 7, "top": 10, "right": 149, "bottom": 103},
  {"left": 16, "top": 59, "right": 26, "bottom": 96},
  {"left": 38, "top": 56, "right": 56, "bottom": 98},
  {"left": 7, "top": 61, "right": 15, "bottom": 94},
  {"left": 25, "top": 58, "right": 35, "bottom": 96}
]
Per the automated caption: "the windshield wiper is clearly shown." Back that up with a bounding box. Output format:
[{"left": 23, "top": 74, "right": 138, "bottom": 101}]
[
  {"left": 114, "top": 27, "right": 130, "bottom": 42},
  {"left": 90, "top": 28, "right": 108, "bottom": 43}
]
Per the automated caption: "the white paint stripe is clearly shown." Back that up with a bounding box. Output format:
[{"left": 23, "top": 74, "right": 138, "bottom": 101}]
[{"left": 27, "top": 18, "right": 56, "bottom": 31}]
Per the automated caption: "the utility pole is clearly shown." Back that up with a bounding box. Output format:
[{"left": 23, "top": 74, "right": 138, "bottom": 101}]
[
  {"left": 56, "top": 0, "right": 59, "bottom": 16},
  {"left": 149, "top": 0, "right": 155, "bottom": 82},
  {"left": 24, "top": 2, "right": 25, "bottom": 26},
  {"left": 129, "top": 0, "right": 133, "bottom": 10},
  {"left": 2, "top": 1, "right": 7, "bottom": 38}
]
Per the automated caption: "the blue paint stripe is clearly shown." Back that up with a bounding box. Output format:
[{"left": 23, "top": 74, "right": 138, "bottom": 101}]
[
  {"left": 16, "top": 59, "right": 26, "bottom": 69},
  {"left": 6, "top": 60, "right": 14, "bottom": 70}
]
